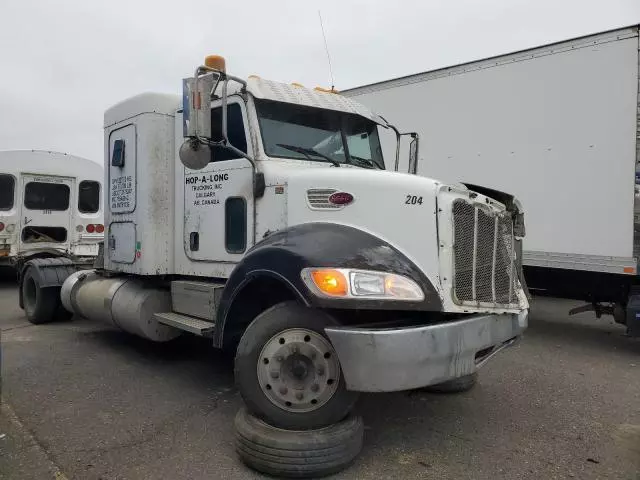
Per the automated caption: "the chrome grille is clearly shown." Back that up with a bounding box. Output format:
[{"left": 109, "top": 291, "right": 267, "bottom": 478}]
[{"left": 452, "top": 199, "right": 517, "bottom": 306}]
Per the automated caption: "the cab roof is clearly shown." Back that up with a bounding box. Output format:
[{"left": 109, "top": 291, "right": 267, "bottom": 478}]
[
  {"left": 104, "top": 92, "right": 181, "bottom": 128},
  {"left": 103, "top": 79, "right": 387, "bottom": 128},
  {"left": 246, "top": 77, "right": 386, "bottom": 125}
]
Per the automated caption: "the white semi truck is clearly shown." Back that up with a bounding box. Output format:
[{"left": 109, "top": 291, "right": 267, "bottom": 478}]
[
  {"left": 0, "top": 150, "right": 103, "bottom": 271},
  {"left": 20, "top": 56, "right": 529, "bottom": 431},
  {"left": 343, "top": 25, "right": 640, "bottom": 336}
]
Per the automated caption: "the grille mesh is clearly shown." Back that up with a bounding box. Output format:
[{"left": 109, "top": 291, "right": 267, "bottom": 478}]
[
  {"left": 453, "top": 200, "right": 517, "bottom": 306},
  {"left": 306, "top": 189, "right": 340, "bottom": 210}
]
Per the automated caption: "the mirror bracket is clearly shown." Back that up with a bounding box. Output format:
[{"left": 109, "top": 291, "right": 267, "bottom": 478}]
[{"left": 408, "top": 133, "right": 419, "bottom": 175}]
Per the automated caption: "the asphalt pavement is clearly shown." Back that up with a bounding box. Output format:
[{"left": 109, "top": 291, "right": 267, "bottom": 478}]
[{"left": 1, "top": 268, "right": 638, "bottom": 479}]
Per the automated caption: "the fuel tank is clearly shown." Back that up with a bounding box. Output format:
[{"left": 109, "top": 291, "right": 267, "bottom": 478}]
[{"left": 61, "top": 270, "right": 180, "bottom": 342}]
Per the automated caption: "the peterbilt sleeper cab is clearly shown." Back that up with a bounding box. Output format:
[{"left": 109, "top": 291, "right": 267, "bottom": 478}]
[{"left": 20, "top": 55, "right": 529, "bottom": 430}]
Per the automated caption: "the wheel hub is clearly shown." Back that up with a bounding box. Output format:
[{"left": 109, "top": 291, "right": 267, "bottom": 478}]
[
  {"left": 288, "top": 354, "right": 310, "bottom": 380},
  {"left": 257, "top": 328, "right": 340, "bottom": 413}
]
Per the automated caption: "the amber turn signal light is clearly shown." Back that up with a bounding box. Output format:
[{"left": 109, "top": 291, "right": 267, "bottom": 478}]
[{"left": 310, "top": 269, "right": 348, "bottom": 296}]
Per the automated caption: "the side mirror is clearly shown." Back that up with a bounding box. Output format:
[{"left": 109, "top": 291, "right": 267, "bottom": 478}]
[
  {"left": 182, "top": 73, "right": 216, "bottom": 139},
  {"left": 179, "top": 138, "right": 211, "bottom": 170},
  {"left": 387, "top": 122, "right": 419, "bottom": 173},
  {"left": 180, "top": 72, "right": 217, "bottom": 170},
  {"left": 408, "top": 134, "right": 419, "bottom": 175}
]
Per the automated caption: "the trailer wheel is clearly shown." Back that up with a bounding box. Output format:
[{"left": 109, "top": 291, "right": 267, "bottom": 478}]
[
  {"left": 234, "top": 302, "right": 359, "bottom": 430},
  {"left": 422, "top": 373, "right": 478, "bottom": 394},
  {"left": 22, "top": 267, "right": 60, "bottom": 324},
  {"left": 235, "top": 408, "right": 363, "bottom": 478}
]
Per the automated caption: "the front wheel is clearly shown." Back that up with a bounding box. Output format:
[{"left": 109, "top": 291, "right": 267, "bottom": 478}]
[{"left": 234, "top": 302, "right": 359, "bottom": 430}]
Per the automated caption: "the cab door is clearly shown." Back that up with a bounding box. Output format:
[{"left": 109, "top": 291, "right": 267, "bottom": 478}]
[
  {"left": 19, "top": 174, "right": 74, "bottom": 252},
  {"left": 184, "top": 97, "right": 254, "bottom": 263}
]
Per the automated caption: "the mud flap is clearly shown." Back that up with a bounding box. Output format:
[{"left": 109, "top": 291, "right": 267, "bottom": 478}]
[{"left": 18, "top": 257, "right": 77, "bottom": 309}]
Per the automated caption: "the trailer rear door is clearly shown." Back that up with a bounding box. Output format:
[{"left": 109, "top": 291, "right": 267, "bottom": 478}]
[{"left": 19, "top": 174, "right": 74, "bottom": 253}]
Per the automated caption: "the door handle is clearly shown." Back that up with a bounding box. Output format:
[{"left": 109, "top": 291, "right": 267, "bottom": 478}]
[{"left": 189, "top": 232, "right": 199, "bottom": 251}]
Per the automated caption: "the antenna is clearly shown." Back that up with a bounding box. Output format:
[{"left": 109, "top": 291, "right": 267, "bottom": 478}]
[{"left": 318, "top": 11, "right": 335, "bottom": 91}]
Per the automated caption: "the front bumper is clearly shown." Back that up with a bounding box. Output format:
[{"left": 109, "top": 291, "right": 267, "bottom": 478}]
[{"left": 325, "top": 310, "right": 528, "bottom": 392}]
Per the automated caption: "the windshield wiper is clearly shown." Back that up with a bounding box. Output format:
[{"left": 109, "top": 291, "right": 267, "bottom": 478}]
[
  {"left": 348, "top": 155, "right": 380, "bottom": 169},
  {"left": 276, "top": 144, "right": 340, "bottom": 167}
]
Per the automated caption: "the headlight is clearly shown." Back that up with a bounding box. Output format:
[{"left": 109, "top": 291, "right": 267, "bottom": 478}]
[{"left": 301, "top": 268, "right": 424, "bottom": 301}]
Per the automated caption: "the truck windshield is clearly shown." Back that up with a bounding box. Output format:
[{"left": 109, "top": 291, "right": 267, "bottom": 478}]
[{"left": 255, "top": 99, "right": 385, "bottom": 169}]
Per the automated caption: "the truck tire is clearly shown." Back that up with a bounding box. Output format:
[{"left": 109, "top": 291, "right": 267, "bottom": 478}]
[
  {"left": 422, "top": 373, "right": 478, "bottom": 394},
  {"left": 234, "top": 302, "right": 359, "bottom": 430},
  {"left": 235, "top": 408, "right": 363, "bottom": 478},
  {"left": 22, "top": 267, "right": 60, "bottom": 324}
]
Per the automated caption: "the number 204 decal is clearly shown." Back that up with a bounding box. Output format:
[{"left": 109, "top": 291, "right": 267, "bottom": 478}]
[{"left": 405, "top": 195, "right": 423, "bottom": 205}]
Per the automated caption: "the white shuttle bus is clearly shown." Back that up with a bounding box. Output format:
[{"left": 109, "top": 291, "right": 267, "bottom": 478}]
[{"left": 0, "top": 150, "right": 103, "bottom": 270}]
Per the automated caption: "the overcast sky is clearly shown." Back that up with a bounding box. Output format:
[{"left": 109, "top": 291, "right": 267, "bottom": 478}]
[{"left": 1, "top": 0, "right": 639, "bottom": 164}]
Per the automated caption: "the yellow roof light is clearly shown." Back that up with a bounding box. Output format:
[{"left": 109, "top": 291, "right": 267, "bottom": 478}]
[
  {"left": 291, "top": 82, "right": 304, "bottom": 88},
  {"left": 248, "top": 74, "right": 260, "bottom": 79},
  {"left": 204, "top": 55, "right": 226, "bottom": 72}
]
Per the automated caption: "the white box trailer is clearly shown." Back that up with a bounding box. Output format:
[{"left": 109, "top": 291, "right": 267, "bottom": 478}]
[
  {"left": 0, "top": 150, "right": 104, "bottom": 269},
  {"left": 344, "top": 25, "right": 640, "bottom": 332}
]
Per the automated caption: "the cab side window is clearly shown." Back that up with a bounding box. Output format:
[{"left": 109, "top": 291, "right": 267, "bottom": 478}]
[{"left": 210, "top": 103, "right": 248, "bottom": 162}]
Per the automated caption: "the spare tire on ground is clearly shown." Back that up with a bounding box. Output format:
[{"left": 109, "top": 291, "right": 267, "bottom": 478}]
[{"left": 235, "top": 408, "right": 363, "bottom": 478}]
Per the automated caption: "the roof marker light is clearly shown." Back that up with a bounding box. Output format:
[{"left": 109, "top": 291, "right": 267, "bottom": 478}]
[{"left": 314, "top": 86, "right": 339, "bottom": 94}]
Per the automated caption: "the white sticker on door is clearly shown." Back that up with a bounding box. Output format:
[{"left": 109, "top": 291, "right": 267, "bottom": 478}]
[{"left": 185, "top": 172, "right": 230, "bottom": 208}]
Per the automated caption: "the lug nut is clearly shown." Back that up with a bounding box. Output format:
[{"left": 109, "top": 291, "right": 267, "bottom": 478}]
[
  {"left": 276, "top": 356, "right": 284, "bottom": 362},
  {"left": 279, "top": 386, "right": 288, "bottom": 395},
  {"left": 270, "top": 371, "right": 280, "bottom": 379},
  {"left": 316, "top": 367, "right": 325, "bottom": 376},
  {"left": 295, "top": 392, "right": 304, "bottom": 401},
  {"left": 311, "top": 384, "right": 319, "bottom": 392}
]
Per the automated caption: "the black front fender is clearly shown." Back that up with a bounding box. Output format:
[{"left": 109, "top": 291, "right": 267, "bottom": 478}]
[{"left": 215, "top": 223, "right": 442, "bottom": 344}]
